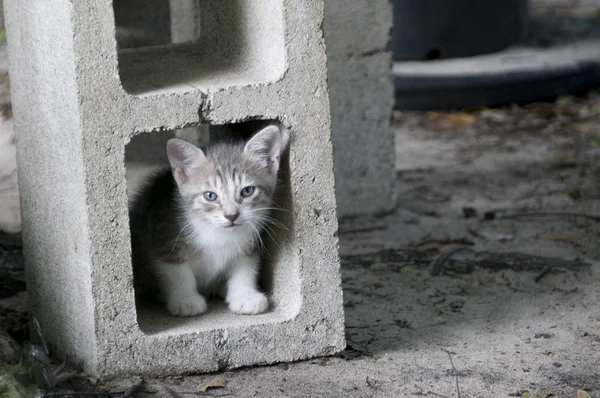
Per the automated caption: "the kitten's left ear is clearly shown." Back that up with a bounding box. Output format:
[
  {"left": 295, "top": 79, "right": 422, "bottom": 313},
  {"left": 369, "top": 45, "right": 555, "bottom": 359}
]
[
  {"left": 166, "top": 138, "right": 206, "bottom": 184},
  {"left": 244, "top": 125, "right": 285, "bottom": 173}
]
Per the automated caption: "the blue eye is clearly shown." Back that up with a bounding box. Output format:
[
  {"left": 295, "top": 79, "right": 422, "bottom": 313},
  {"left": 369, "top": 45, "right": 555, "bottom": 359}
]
[
  {"left": 241, "top": 186, "right": 255, "bottom": 198},
  {"left": 204, "top": 191, "right": 218, "bottom": 201}
]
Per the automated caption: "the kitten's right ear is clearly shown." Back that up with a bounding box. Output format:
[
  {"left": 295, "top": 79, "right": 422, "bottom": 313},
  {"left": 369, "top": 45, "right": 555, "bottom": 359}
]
[
  {"left": 244, "top": 125, "right": 284, "bottom": 173},
  {"left": 166, "top": 138, "right": 206, "bottom": 184}
]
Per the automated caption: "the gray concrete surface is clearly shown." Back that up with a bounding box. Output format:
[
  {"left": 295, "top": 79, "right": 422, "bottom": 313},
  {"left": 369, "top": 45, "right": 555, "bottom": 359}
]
[
  {"left": 37, "top": 96, "right": 600, "bottom": 397},
  {"left": 324, "top": 0, "right": 396, "bottom": 217},
  {"left": 123, "top": 97, "right": 599, "bottom": 397},
  {"left": 4, "top": 0, "right": 344, "bottom": 377},
  {"left": 2, "top": 93, "right": 599, "bottom": 397}
]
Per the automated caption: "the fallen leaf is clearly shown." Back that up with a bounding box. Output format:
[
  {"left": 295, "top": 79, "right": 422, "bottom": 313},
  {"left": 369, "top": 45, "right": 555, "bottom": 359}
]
[
  {"left": 537, "top": 233, "right": 584, "bottom": 242},
  {"left": 552, "top": 152, "right": 574, "bottom": 162},
  {"left": 198, "top": 377, "right": 226, "bottom": 392},
  {"left": 577, "top": 390, "right": 593, "bottom": 398},
  {"left": 531, "top": 390, "right": 552, "bottom": 398},
  {"left": 574, "top": 121, "right": 598, "bottom": 133},
  {"left": 567, "top": 6, "right": 600, "bottom": 18},
  {"left": 365, "top": 376, "right": 382, "bottom": 389},
  {"left": 426, "top": 111, "right": 475, "bottom": 129},
  {"left": 468, "top": 228, "right": 513, "bottom": 242},
  {"left": 392, "top": 110, "right": 403, "bottom": 121},
  {"left": 479, "top": 109, "right": 510, "bottom": 123},
  {"left": 556, "top": 95, "right": 575, "bottom": 110}
]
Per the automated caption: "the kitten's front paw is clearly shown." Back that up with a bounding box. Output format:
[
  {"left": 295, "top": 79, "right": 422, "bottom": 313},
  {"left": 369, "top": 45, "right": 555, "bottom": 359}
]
[
  {"left": 228, "top": 291, "right": 268, "bottom": 315},
  {"left": 166, "top": 293, "right": 207, "bottom": 317}
]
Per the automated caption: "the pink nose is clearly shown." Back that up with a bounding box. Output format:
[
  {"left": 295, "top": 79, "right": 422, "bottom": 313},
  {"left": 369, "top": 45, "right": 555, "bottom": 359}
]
[{"left": 224, "top": 212, "right": 239, "bottom": 222}]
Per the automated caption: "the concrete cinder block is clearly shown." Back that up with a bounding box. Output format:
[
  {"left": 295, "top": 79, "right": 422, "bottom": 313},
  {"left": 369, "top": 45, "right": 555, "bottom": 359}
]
[
  {"left": 5, "top": 0, "right": 344, "bottom": 377},
  {"left": 324, "top": 0, "right": 396, "bottom": 216}
]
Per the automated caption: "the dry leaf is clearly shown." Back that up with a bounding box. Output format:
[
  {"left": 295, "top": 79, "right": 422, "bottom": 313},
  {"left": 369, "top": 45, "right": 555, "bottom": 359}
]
[
  {"left": 426, "top": 111, "right": 475, "bottom": 129},
  {"left": 567, "top": 6, "right": 600, "bottom": 19},
  {"left": 577, "top": 390, "right": 593, "bottom": 398},
  {"left": 468, "top": 228, "right": 513, "bottom": 242},
  {"left": 556, "top": 95, "right": 575, "bottom": 110},
  {"left": 479, "top": 109, "right": 510, "bottom": 123},
  {"left": 392, "top": 110, "right": 403, "bottom": 121},
  {"left": 198, "top": 377, "right": 226, "bottom": 392},
  {"left": 574, "top": 121, "right": 597, "bottom": 133},
  {"left": 537, "top": 233, "right": 584, "bottom": 242},
  {"left": 552, "top": 152, "right": 574, "bottom": 162}
]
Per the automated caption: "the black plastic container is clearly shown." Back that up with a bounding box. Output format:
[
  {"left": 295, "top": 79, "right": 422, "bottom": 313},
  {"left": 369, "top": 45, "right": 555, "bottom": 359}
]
[{"left": 392, "top": 0, "right": 528, "bottom": 61}]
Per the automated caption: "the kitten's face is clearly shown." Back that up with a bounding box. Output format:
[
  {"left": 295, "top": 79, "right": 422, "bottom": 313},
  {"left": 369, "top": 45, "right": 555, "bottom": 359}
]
[
  {"left": 167, "top": 126, "right": 284, "bottom": 232},
  {"left": 182, "top": 154, "right": 276, "bottom": 230}
]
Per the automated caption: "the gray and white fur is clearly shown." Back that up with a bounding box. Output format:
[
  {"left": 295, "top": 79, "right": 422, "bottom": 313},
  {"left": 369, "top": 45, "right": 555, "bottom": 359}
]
[{"left": 129, "top": 125, "right": 286, "bottom": 317}]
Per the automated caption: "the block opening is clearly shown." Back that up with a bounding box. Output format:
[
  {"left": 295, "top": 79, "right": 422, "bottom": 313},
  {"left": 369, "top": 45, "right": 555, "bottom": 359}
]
[
  {"left": 125, "top": 121, "right": 300, "bottom": 336},
  {"left": 113, "top": 0, "right": 173, "bottom": 49},
  {"left": 113, "top": 0, "right": 287, "bottom": 96}
]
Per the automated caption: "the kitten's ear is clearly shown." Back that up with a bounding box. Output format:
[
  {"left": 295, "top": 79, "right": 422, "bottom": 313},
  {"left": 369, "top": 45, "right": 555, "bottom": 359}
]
[
  {"left": 166, "top": 138, "right": 206, "bottom": 184},
  {"left": 244, "top": 125, "right": 284, "bottom": 173}
]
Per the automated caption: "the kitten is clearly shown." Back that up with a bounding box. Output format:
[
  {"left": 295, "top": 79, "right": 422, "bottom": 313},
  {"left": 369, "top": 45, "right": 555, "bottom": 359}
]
[{"left": 129, "top": 125, "right": 286, "bottom": 317}]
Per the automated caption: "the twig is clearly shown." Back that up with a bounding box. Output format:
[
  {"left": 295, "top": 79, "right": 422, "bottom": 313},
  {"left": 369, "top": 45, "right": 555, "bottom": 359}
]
[
  {"left": 163, "top": 386, "right": 184, "bottom": 398},
  {"left": 42, "top": 393, "right": 120, "bottom": 397},
  {"left": 430, "top": 246, "right": 474, "bottom": 276},
  {"left": 534, "top": 265, "right": 555, "bottom": 282},
  {"left": 441, "top": 349, "right": 462, "bottom": 398},
  {"left": 54, "top": 372, "right": 79, "bottom": 385},
  {"left": 162, "top": 386, "right": 235, "bottom": 397},
  {"left": 489, "top": 212, "right": 600, "bottom": 222},
  {"left": 408, "top": 236, "right": 474, "bottom": 249},
  {"left": 346, "top": 323, "right": 393, "bottom": 329},
  {"left": 344, "top": 286, "right": 387, "bottom": 298},
  {"left": 365, "top": 376, "right": 381, "bottom": 389},
  {"left": 53, "top": 358, "right": 68, "bottom": 376},
  {"left": 338, "top": 223, "right": 388, "bottom": 234},
  {"left": 424, "top": 392, "right": 450, "bottom": 398},
  {"left": 32, "top": 317, "right": 50, "bottom": 356},
  {"left": 123, "top": 379, "right": 145, "bottom": 398}
]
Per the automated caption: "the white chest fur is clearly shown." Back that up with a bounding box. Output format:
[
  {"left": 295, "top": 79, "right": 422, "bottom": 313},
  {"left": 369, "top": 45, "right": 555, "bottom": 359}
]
[{"left": 185, "top": 218, "right": 255, "bottom": 287}]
